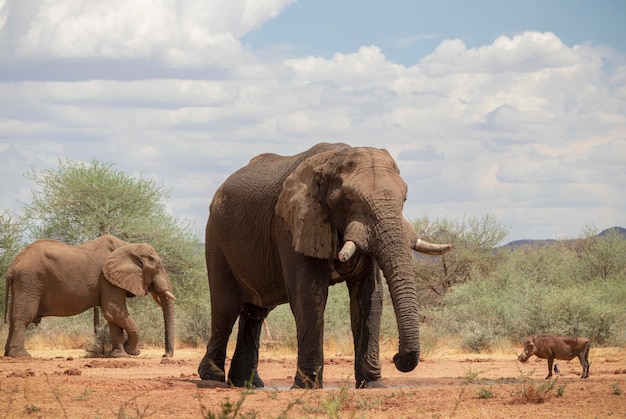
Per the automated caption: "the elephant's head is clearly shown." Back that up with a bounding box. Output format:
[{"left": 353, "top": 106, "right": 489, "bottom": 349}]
[
  {"left": 276, "top": 146, "right": 451, "bottom": 373},
  {"left": 103, "top": 243, "right": 176, "bottom": 357}
]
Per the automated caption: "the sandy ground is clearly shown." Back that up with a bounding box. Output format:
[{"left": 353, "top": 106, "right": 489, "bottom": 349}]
[{"left": 1, "top": 346, "right": 625, "bottom": 418}]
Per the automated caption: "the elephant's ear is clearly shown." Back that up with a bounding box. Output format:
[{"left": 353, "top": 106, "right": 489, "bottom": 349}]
[
  {"left": 103, "top": 245, "right": 149, "bottom": 297},
  {"left": 276, "top": 151, "right": 336, "bottom": 259}
]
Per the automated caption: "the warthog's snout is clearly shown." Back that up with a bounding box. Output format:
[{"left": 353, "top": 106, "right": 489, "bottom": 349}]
[{"left": 517, "top": 351, "right": 532, "bottom": 362}]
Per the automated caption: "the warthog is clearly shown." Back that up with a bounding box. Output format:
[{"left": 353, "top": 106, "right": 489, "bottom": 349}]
[{"left": 517, "top": 334, "right": 590, "bottom": 379}]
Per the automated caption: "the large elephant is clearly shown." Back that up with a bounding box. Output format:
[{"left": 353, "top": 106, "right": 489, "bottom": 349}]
[
  {"left": 198, "top": 143, "right": 452, "bottom": 389},
  {"left": 3, "top": 234, "right": 176, "bottom": 358}
]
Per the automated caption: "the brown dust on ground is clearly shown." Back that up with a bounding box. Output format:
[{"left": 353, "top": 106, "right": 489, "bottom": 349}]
[{"left": 1, "top": 345, "right": 625, "bottom": 418}]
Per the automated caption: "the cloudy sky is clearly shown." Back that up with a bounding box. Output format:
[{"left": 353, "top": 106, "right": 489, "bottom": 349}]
[{"left": 1, "top": 0, "right": 624, "bottom": 243}]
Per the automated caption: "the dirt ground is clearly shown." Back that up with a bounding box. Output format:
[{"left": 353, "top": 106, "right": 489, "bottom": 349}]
[{"left": 1, "top": 345, "right": 625, "bottom": 418}]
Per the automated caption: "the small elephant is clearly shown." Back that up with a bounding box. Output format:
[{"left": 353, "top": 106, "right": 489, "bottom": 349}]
[
  {"left": 198, "top": 143, "right": 452, "bottom": 389},
  {"left": 3, "top": 234, "right": 176, "bottom": 358}
]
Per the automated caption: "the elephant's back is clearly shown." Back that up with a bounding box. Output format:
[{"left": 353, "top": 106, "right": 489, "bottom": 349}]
[
  {"left": 10, "top": 240, "right": 72, "bottom": 272},
  {"left": 211, "top": 142, "right": 351, "bottom": 208}
]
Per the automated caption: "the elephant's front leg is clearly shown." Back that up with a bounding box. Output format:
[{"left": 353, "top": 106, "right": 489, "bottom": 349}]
[
  {"left": 347, "top": 268, "right": 385, "bottom": 388},
  {"left": 286, "top": 258, "right": 329, "bottom": 389},
  {"left": 104, "top": 307, "right": 140, "bottom": 357},
  {"left": 107, "top": 322, "right": 129, "bottom": 357}
]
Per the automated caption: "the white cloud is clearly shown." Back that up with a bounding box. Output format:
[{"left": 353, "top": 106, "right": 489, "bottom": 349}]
[
  {"left": 0, "top": 0, "right": 295, "bottom": 67},
  {"left": 420, "top": 32, "right": 584, "bottom": 76}
]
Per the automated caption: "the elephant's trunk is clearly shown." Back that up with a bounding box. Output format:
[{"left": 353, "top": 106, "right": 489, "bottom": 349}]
[
  {"left": 156, "top": 292, "right": 175, "bottom": 358},
  {"left": 377, "top": 238, "right": 421, "bottom": 372},
  {"left": 343, "top": 216, "right": 421, "bottom": 373}
]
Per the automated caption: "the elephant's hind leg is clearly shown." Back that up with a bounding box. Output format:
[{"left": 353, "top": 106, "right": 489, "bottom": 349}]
[
  {"left": 228, "top": 303, "right": 271, "bottom": 388},
  {"left": 199, "top": 247, "right": 240, "bottom": 382},
  {"left": 4, "top": 321, "right": 32, "bottom": 357},
  {"left": 198, "top": 309, "right": 238, "bottom": 382},
  {"left": 4, "top": 293, "right": 37, "bottom": 357}
]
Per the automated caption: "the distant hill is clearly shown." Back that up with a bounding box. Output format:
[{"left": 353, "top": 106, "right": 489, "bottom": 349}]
[
  {"left": 598, "top": 226, "right": 626, "bottom": 237},
  {"left": 499, "top": 226, "right": 625, "bottom": 251}
]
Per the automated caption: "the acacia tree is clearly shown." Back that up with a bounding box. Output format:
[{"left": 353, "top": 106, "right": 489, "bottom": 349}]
[
  {"left": 411, "top": 214, "right": 509, "bottom": 307},
  {"left": 20, "top": 159, "right": 208, "bottom": 344},
  {"left": 23, "top": 159, "right": 169, "bottom": 244}
]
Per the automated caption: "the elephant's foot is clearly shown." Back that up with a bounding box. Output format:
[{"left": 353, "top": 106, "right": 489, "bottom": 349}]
[
  {"left": 5, "top": 346, "right": 32, "bottom": 358},
  {"left": 228, "top": 369, "right": 265, "bottom": 388},
  {"left": 198, "top": 358, "right": 226, "bottom": 382},
  {"left": 108, "top": 342, "right": 139, "bottom": 358},
  {"left": 291, "top": 369, "right": 323, "bottom": 389},
  {"left": 123, "top": 341, "right": 141, "bottom": 356},
  {"left": 356, "top": 378, "right": 387, "bottom": 389}
]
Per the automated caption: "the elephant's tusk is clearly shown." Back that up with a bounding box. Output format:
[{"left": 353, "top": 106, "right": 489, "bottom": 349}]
[
  {"left": 164, "top": 290, "right": 176, "bottom": 301},
  {"left": 338, "top": 241, "right": 357, "bottom": 262},
  {"left": 413, "top": 239, "right": 453, "bottom": 255}
]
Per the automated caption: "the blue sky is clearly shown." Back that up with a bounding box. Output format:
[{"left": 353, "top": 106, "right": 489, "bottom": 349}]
[
  {"left": 0, "top": 0, "right": 624, "bottom": 243},
  {"left": 244, "top": 1, "right": 626, "bottom": 66}
]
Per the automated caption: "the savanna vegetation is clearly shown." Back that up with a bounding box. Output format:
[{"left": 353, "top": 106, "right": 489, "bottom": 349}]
[{"left": 1, "top": 159, "right": 625, "bottom": 356}]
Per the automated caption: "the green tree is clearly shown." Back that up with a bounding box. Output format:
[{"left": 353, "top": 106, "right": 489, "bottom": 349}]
[
  {"left": 577, "top": 226, "right": 626, "bottom": 281},
  {"left": 411, "top": 214, "right": 509, "bottom": 308},
  {"left": 23, "top": 159, "right": 169, "bottom": 243}
]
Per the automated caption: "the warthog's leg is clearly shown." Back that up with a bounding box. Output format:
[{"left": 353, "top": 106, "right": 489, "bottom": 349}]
[
  {"left": 545, "top": 356, "right": 555, "bottom": 379},
  {"left": 579, "top": 344, "right": 591, "bottom": 378}
]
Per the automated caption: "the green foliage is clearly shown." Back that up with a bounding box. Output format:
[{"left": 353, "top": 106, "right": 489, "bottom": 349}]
[
  {"left": 576, "top": 226, "right": 626, "bottom": 281},
  {"left": 0, "top": 211, "right": 24, "bottom": 275},
  {"left": 427, "top": 232, "right": 626, "bottom": 349},
  {"left": 0, "top": 211, "right": 26, "bottom": 311},
  {"left": 23, "top": 159, "right": 169, "bottom": 243}
]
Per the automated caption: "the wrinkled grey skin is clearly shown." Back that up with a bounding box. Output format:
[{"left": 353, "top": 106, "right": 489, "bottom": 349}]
[
  {"left": 4, "top": 235, "right": 176, "bottom": 358},
  {"left": 518, "top": 334, "right": 590, "bottom": 379},
  {"left": 198, "top": 143, "right": 453, "bottom": 389}
]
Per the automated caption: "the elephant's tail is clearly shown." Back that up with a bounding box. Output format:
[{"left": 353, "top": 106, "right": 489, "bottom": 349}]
[{"left": 3, "top": 271, "right": 11, "bottom": 324}]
